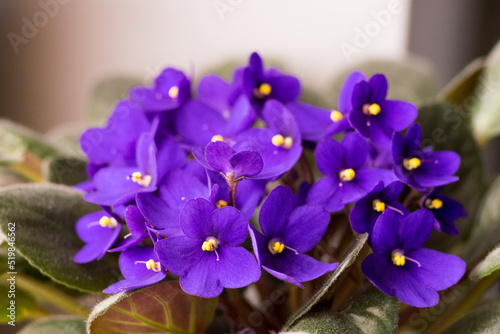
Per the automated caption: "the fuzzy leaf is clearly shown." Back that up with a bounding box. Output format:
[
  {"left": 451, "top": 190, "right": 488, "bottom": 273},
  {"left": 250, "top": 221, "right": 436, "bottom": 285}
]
[
  {"left": 0, "top": 183, "right": 119, "bottom": 292},
  {"left": 43, "top": 155, "right": 88, "bottom": 186},
  {"left": 441, "top": 301, "right": 500, "bottom": 334},
  {"left": 87, "top": 281, "right": 218, "bottom": 334},
  {"left": 0, "top": 281, "right": 38, "bottom": 323},
  {"left": 469, "top": 244, "right": 500, "bottom": 280},
  {"left": 461, "top": 174, "right": 500, "bottom": 263},
  {"left": 289, "top": 286, "right": 399, "bottom": 334},
  {"left": 283, "top": 233, "right": 368, "bottom": 330},
  {"left": 18, "top": 316, "right": 86, "bottom": 334},
  {"left": 439, "top": 57, "right": 485, "bottom": 107}
]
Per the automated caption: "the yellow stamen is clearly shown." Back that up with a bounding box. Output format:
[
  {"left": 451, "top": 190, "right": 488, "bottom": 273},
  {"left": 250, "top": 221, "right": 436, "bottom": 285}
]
[
  {"left": 130, "top": 172, "right": 152, "bottom": 187},
  {"left": 145, "top": 259, "right": 161, "bottom": 272},
  {"left": 202, "top": 237, "right": 219, "bottom": 252},
  {"left": 330, "top": 110, "right": 344, "bottom": 122},
  {"left": 272, "top": 134, "right": 285, "bottom": 146},
  {"left": 99, "top": 216, "right": 118, "bottom": 228},
  {"left": 216, "top": 200, "right": 228, "bottom": 209},
  {"left": 211, "top": 134, "right": 224, "bottom": 142},
  {"left": 372, "top": 199, "right": 386, "bottom": 212},
  {"left": 426, "top": 198, "right": 443, "bottom": 210},
  {"left": 339, "top": 169, "right": 355, "bottom": 182},
  {"left": 283, "top": 136, "right": 293, "bottom": 149},
  {"left": 368, "top": 103, "right": 381, "bottom": 115},
  {"left": 258, "top": 83, "right": 272, "bottom": 96},
  {"left": 403, "top": 158, "right": 421, "bottom": 171},
  {"left": 392, "top": 251, "right": 406, "bottom": 266},
  {"left": 168, "top": 86, "right": 179, "bottom": 99},
  {"left": 269, "top": 241, "right": 285, "bottom": 255}
]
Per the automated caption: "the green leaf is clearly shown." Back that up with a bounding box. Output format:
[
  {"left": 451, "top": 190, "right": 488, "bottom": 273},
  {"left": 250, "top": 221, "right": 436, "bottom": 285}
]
[
  {"left": 0, "top": 183, "right": 119, "bottom": 292},
  {"left": 0, "top": 119, "right": 58, "bottom": 163},
  {"left": 329, "top": 58, "right": 438, "bottom": 106},
  {"left": 461, "top": 174, "right": 500, "bottom": 263},
  {"left": 282, "top": 233, "right": 368, "bottom": 330},
  {"left": 441, "top": 300, "right": 500, "bottom": 334},
  {"left": 289, "top": 286, "right": 399, "bottom": 334},
  {"left": 416, "top": 102, "right": 484, "bottom": 250},
  {"left": 471, "top": 40, "right": 500, "bottom": 142},
  {"left": 439, "top": 57, "right": 485, "bottom": 107},
  {"left": 87, "top": 76, "right": 141, "bottom": 124},
  {"left": 18, "top": 316, "right": 86, "bottom": 334},
  {"left": 0, "top": 281, "right": 38, "bottom": 323},
  {"left": 43, "top": 155, "right": 88, "bottom": 186},
  {"left": 469, "top": 244, "right": 500, "bottom": 280},
  {"left": 87, "top": 281, "right": 218, "bottom": 334}
]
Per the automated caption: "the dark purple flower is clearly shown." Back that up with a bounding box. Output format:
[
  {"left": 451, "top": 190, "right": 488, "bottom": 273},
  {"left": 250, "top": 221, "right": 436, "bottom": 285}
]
[
  {"left": 74, "top": 211, "right": 121, "bottom": 263},
  {"left": 348, "top": 74, "right": 417, "bottom": 148},
  {"left": 287, "top": 71, "right": 365, "bottom": 141},
  {"left": 109, "top": 205, "right": 148, "bottom": 252},
  {"left": 392, "top": 124, "right": 460, "bottom": 191},
  {"left": 233, "top": 100, "right": 302, "bottom": 180},
  {"left": 136, "top": 169, "right": 215, "bottom": 237},
  {"left": 79, "top": 100, "right": 151, "bottom": 168},
  {"left": 130, "top": 68, "right": 190, "bottom": 112},
  {"left": 175, "top": 95, "right": 255, "bottom": 147},
  {"left": 250, "top": 186, "right": 337, "bottom": 287},
  {"left": 193, "top": 141, "right": 263, "bottom": 181},
  {"left": 84, "top": 133, "right": 158, "bottom": 206},
  {"left": 306, "top": 132, "right": 397, "bottom": 212},
  {"left": 350, "top": 181, "right": 408, "bottom": 235},
  {"left": 361, "top": 209, "right": 465, "bottom": 307},
  {"left": 103, "top": 245, "right": 166, "bottom": 293},
  {"left": 155, "top": 198, "right": 261, "bottom": 298},
  {"left": 421, "top": 187, "right": 465, "bottom": 235}
]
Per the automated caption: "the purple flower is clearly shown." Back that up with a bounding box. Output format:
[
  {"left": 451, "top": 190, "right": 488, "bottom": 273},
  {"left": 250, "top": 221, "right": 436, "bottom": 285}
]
[
  {"left": 109, "top": 205, "right": 147, "bottom": 252},
  {"left": 155, "top": 198, "right": 261, "bottom": 298},
  {"left": 193, "top": 141, "right": 264, "bottom": 181},
  {"left": 130, "top": 68, "right": 190, "bottom": 112},
  {"left": 250, "top": 186, "right": 337, "bottom": 287},
  {"left": 79, "top": 100, "right": 151, "bottom": 168},
  {"left": 84, "top": 133, "right": 158, "bottom": 206},
  {"left": 103, "top": 245, "right": 166, "bottom": 293},
  {"left": 392, "top": 124, "right": 460, "bottom": 191},
  {"left": 421, "top": 187, "right": 466, "bottom": 235},
  {"left": 348, "top": 74, "right": 417, "bottom": 148},
  {"left": 74, "top": 211, "right": 121, "bottom": 263},
  {"left": 306, "top": 132, "right": 397, "bottom": 212},
  {"left": 287, "top": 71, "right": 365, "bottom": 141},
  {"left": 233, "top": 100, "right": 302, "bottom": 180},
  {"left": 361, "top": 209, "right": 465, "bottom": 307},
  {"left": 350, "top": 181, "right": 408, "bottom": 235},
  {"left": 136, "top": 169, "right": 216, "bottom": 237}
]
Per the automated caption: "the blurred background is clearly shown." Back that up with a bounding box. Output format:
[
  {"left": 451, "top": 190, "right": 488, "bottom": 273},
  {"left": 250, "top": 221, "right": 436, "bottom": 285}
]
[{"left": 0, "top": 0, "right": 499, "bottom": 133}]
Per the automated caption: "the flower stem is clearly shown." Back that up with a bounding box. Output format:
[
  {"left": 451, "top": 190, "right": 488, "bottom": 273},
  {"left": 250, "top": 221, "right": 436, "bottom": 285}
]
[{"left": 1, "top": 273, "right": 90, "bottom": 317}]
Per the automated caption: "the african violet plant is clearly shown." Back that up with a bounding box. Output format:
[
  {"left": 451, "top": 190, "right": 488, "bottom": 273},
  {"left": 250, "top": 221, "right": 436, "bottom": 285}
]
[{"left": 2, "top": 45, "right": 500, "bottom": 334}]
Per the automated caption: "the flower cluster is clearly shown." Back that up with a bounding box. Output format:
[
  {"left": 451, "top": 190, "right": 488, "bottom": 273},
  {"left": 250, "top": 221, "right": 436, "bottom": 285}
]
[{"left": 74, "top": 52, "right": 466, "bottom": 307}]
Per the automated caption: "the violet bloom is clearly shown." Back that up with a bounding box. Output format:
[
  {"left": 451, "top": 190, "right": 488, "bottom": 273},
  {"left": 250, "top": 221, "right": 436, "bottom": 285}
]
[
  {"left": 109, "top": 205, "right": 148, "bottom": 252},
  {"left": 362, "top": 209, "right": 465, "bottom": 307},
  {"left": 421, "top": 187, "right": 465, "bottom": 235},
  {"left": 136, "top": 169, "right": 215, "bottom": 237},
  {"left": 350, "top": 181, "right": 408, "bottom": 235},
  {"left": 103, "top": 246, "right": 166, "bottom": 293},
  {"left": 287, "top": 71, "right": 365, "bottom": 142},
  {"left": 74, "top": 211, "right": 121, "bottom": 263},
  {"left": 84, "top": 133, "right": 158, "bottom": 206},
  {"left": 348, "top": 74, "right": 417, "bottom": 148},
  {"left": 155, "top": 198, "right": 261, "bottom": 298},
  {"left": 392, "top": 124, "right": 460, "bottom": 191},
  {"left": 80, "top": 100, "right": 151, "bottom": 168},
  {"left": 130, "top": 68, "right": 190, "bottom": 112},
  {"left": 250, "top": 186, "right": 337, "bottom": 287},
  {"left": 193, "top": 141, "right": 264, "bottom": 181},
  {"left": 233, "top": 100, "right": 302, "bottom": 180},
  {"left": 306, "top": 132, "right": 397, "bottom": 212}
]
